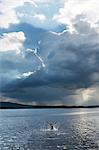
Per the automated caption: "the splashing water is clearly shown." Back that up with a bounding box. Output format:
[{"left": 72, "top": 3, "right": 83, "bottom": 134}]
[
  {"left": 40, "top": 122, "right": 59, "bottom": 132},
  {"left": 1, "top": 109, "right": 99, "bottom": 149}
]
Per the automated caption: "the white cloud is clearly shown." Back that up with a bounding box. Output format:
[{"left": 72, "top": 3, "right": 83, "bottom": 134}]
[
  {"left": 83, "top": 86, "right": 99, "bottom": 105},
  {"left": 17, "top": 71, "right": 35, "bottom": 79},
  {"left": 17, "top": 65, "right": 41, "bottom": 79},
  {"left": 33, "top": 0, "right": 52, "bottom": 4},
  {"left": 33, "top": 14, "right": 46, "bottom": 22},
  {"left": 0, "top": 0, "right": 37, "bottom": 12},
  {"left": 81, "top": 88, "right": 95, "bottom": 102},
  {"left": 0, "top": 10, "right": 19, "bottom": 28},
  {"left": 0, "top": 0, "right": 37, "bottom": 28},
  {"left": 71, "top": 86, "right": 99, "bottom": 106},
  {"left": 27, "top": 48, "right": 46, "bottom": 68},
  {"left": 66, "top": 87, "right": 97, "bottom": 105},
  {"left": 0, "top": 31, "right": 26, "bottom": 53},
  {"left": 53, "top": 0, "right": 99, "bottom": 33}
]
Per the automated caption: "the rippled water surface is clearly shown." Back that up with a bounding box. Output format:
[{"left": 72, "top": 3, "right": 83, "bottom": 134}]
[{"left": 0, "top": 108, "right": 99, "bottom": 150}]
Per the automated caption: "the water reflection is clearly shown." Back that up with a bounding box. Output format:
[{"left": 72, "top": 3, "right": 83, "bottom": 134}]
[
  {"left": 72, "top": 111, "right": 99, "bottom": 149},
  {"left": 0, "top": 109, "right": 99, "bottom": 150}
]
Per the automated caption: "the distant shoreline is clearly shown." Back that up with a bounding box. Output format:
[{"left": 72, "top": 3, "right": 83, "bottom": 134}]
[{"left": 0, "top": 102, "right": 99, "bottom": 109}]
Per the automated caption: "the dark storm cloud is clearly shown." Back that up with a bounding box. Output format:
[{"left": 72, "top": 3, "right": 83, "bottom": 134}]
[{"left": 1, "top": 21, "right": 99, "bottom": 105}]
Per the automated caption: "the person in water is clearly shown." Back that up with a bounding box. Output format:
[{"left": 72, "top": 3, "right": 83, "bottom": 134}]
[{"left": 49, "top": 123, "right": 54, "bottom": 130}]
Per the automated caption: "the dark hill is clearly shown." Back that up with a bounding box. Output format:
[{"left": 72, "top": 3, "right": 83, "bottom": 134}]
[
  {"left": 0, "top": 102, "right": 32, "bottom": 109},
  {"left": 0, "top": 102, "right": 99, "bottom": 109}
]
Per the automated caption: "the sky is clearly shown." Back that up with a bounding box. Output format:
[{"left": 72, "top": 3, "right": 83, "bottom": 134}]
[{"left": 0, "top": 0, "right": 99, "bottom": 106}]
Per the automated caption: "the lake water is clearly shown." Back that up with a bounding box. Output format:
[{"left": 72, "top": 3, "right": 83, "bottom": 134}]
[{"left": 0, "top": 108, "right": 99, "bottom": 150}]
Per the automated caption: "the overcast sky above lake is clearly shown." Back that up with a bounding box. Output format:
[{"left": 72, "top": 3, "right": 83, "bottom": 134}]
[{"left": 0, "top": 0, "right": 99, "bottom": 106}]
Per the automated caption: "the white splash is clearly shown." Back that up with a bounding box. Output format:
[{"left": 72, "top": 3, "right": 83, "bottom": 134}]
[
  {"left": 40, "top": 122, "right": 59, "bottom": 132},
  {"left": 40, "top": 126, "right": 58, "bottom": 132}
]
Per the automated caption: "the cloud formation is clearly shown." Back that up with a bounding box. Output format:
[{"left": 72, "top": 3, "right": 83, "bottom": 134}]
[
  {"left": 0, "top": 0, "right": 99, "bottom": 106},
  {"left": 53, "top": 0, "right": 99, "bottom": 33},
  {"left": 0, "top": 31, "right": 26, "bottom": 53},
  {"left": 33, "top": 14, "right": 46, "bottom": 22},
  {"left": 0, "top": 0, "right": 38, "bottom": 28}
]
